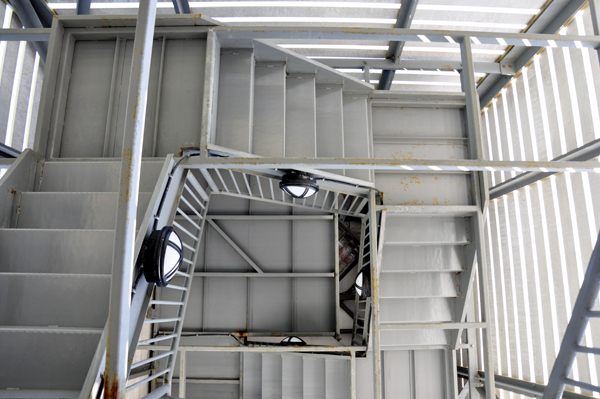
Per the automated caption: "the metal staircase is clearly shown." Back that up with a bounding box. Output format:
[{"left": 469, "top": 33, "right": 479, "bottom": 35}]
[
  {"left": 242, "top": 353, "right": 351, "bottom": 399},
  {"left": 0, "top": 153, "right": 164, "bottom": 394},
  {"left": 212, "top": 40, "right": 373, "bottom": 183}
]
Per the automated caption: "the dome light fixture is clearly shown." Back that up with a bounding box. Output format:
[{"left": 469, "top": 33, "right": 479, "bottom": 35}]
[
  {"left": 279, "top": 171, "right": 319, "bottom": 199},
  {"left": 354, "top": 267, "right": 371, "bottom": 299},
  {"left": 279, "top": 336, "right": 307, "bottom": 346},
  {"left": 143, "top": 226, "right": 184, "bottom": 287}
]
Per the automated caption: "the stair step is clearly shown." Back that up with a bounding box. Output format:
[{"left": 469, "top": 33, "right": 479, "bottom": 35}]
[
  {"left": 380, "top": 298, "right": 455, "bottom": 323},
  {"left": 286, "top": 74, "right": 316, "bottom": 157},
  {"left": 343, "top": 93, "right": 371, "bottom": 182},
  {"left": 380, "top": 329, "right": 449, "bottom": 348},
  {"left": 38, "top": 160, "right": 164, "bottom": 193},
  {"left": 0, "top": 273, "right": 110, "bottom": 328},
  {"left": 0, "top": 329, "right": 101, "bottom": 390},
  {"left": 325, "top": 358, "right": 350, "bottom": 399},
  {"left": 379, "top": 273, "right": 459, "bottom": 299},
  {"left": 380, "top": 245, "right": 464, "bottom": 273},
  {"left": 384, "top": 216, "right": 469, "bottom": 244},
  {"left": 282, "top": 355, "right": 303, "bottom": 399},
  {"left": 16, "top": 192, "right": 152, "bottom": 229},
  {"left": 216, "top": 49, "right": 255, "bottom": 153},
  {"left": 243, "top": 353, "right": 262, "bottom": 399},
  {"left": 302, "top": 357, "right": 325, "bottom": 399},
  {"left": 316, "top": 85, "right": 344, "bottom": 159},
  {"left": 0, "top": 229, "right": 113, "bottom": 274},
  {"left": 253, "top": 62, "right": 286, "bottom": 157},
  {"left": 262, "top": 353, "right": 282, "bottom": 399}
]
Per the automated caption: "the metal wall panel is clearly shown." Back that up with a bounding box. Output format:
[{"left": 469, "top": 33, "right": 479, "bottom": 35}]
[
  {"left": 482, "top": 5, "right": 600, "bottom": 396},
  {"left": 253, "top": 63, "right": 285, "bottom": 157},
  {"left": 59, "top": 40, "right": 114, "bottom": 157}
]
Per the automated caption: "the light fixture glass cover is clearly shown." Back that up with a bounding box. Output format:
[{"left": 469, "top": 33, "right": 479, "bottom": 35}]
[
  {"left": 280, "top": 336, "right": 307, "bottom": 346},
  {"left": 143, "top": 226, "right": 184, "bottom": 287},
  {"left": 279, "top": 171, "right": 319, "bottom": 199},
  {"left": 355, "top": 267, "right": 370, "bottom": 299}
]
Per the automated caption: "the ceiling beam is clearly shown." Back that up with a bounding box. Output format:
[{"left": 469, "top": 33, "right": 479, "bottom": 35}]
[
  {"left": 478, "top": 0, "right": 587, "bottom": 109},
  {"left": 317, "top": 58, "right": 511, "bottom": 75},
  {"left": 7, "top": 0, "right": 48, "bottom": 61},
  {"left": 172, "top": 0, "right": 191, "bottom": 14},
  {"left": 76, "top": 0, "right": 91, "bottom": 15},
  {"left": 489, "top": 137, "right": 600, "bottom": 199},
  {"left": 378, "top": 0, "right": 419, "bottom": 90}
]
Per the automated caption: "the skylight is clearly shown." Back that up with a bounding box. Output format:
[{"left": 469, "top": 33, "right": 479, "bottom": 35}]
[{"left": 47, "top": 1, "right": 540, "bottom": 15}]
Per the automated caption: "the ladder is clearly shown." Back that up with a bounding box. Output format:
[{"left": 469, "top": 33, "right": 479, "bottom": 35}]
[{"left": 352, "top": 210, "right": 374, "bottom": 346}]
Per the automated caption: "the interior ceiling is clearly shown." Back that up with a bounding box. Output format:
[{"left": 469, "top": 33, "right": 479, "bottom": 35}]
[{"left": 45, "top": 0, "right": 548, "bottom": 92}]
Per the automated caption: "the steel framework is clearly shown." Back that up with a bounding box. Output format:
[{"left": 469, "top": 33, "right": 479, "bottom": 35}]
[{"left": 3, "top": 7, "right": 600, "bottom": 399}]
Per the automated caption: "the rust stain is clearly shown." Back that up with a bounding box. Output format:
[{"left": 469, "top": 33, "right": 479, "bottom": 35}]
[
  {"left": 119, "top": 147, "right": 134, "bottom": 207},
  {"left": 105, "top": 377, "right": 119, "bottom": 399},
  {"left": 432, "top": 198, "right": 439, "bottom": 205}
]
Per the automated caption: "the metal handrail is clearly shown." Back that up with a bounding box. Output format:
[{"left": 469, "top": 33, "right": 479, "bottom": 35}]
[
  {"left": 196, "top": 167, "right": 370, "bottom": 217},
  {"left": 128, "top": 171, "right": 211, "bottom": 396}
]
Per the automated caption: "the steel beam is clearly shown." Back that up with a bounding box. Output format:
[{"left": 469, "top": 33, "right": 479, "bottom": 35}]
[
  {"left": 214, "top": 26, "right": 600, "bottom": 48},
  {"left": 369, "top": 191, "right": 383, "bottom": 399},
  {"left": 0, "top": 143, "right": 20, "bottom": 158},
  {"left": 194, "top": 272, "right": 334, "bottom": 278},
  {"left": 489, "top": 137, "right": 600, "bottom": 199},
  {"left": 183, "top": 156, "right": 600, "bottom": 174},
  {"left": 380, "top": 322, "right": 486, "bottom": 330},
  {"left": 6, "top": 0, "right": 48, "bottom": 60},
  {"left": 139, "top": 345, "right": 365, "bottom": 353},
  {"left": 206, "top": 219, "right": 264, "bottom": 273},
  {"left": 104, "top": 0, "right": 157, "bottom": 396},
  {"left": 172, "top": 0, "right": 191, "bottom": 14},
  {"left": 206, "top": 215, "right": 333, "bottom": 220},
  {"left": 478, "top": 0, "right": 587, "bottom": 108},
  {"left": 458, "top": 367, "right": 591, "bottom": 399},
  {"left": 378, "top": 0, "right": 419, "bottom": 90},
  {"left": 318, "top": 58, "right": 507, "bottom": 75},
  {"left": 76, "top": 0, "right": 91, "bottom": 15},
  {"left": 172, "top": 378, "right": 239, "bottom": 385},
  {"left": 543, "top": 229, "right": 600, "bottom": 398},
  {"left": 0, "top": 28, "right": 50, "bottom": 41},
  {"left": 29, "top": 0, "right": 52, "bottom": 27}
]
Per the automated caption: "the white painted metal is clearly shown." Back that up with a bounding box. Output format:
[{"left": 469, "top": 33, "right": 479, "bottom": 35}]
[{"left": 8, "top": 5, "right": 600, "bottom": 398}]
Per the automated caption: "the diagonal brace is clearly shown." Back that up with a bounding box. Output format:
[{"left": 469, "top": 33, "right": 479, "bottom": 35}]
[{"left": 207, "top": 219, "right": 264, "bottom": 273}]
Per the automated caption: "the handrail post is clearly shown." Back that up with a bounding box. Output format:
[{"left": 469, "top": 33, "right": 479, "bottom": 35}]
[{"left": 104, "top": 0, "right": 157, "bottom": 397}]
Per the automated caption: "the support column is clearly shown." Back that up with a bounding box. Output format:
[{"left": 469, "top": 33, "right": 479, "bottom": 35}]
[
  {"left": 369, "top": 190, "right": 383, "bottom": 399},
  {"left": 104, "top": 0, "right": 157, "bottom": 397},
  {"left": 460, "top": 35, "right": 495, "bottom": 399}
]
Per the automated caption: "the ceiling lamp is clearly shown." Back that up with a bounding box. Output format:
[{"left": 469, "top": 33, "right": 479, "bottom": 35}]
[
  {"left": 354, "top": 267, "right": 371, "bottom": 299},
  {"left": 279, "top": 171, "right": 319, "bottom": 199},
  {"left": 279, "top": 336, "right": 307, "bottom": 346},
  {"left": 143, "top": 226, "right": 184, "bottom": 287}
]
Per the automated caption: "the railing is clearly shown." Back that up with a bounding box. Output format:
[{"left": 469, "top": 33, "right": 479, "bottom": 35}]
[
  {"left": 79, "top": 159, "right": 211, "bottom": 399},
  {"left": 197, "top": 168, "right": 370, "bottom": 217},
  {"left": 351, "top": 206, "right": 374, "bottom": 347},
  {"left": 126, "top": 171, "right": 211, "bottom": 396}
]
